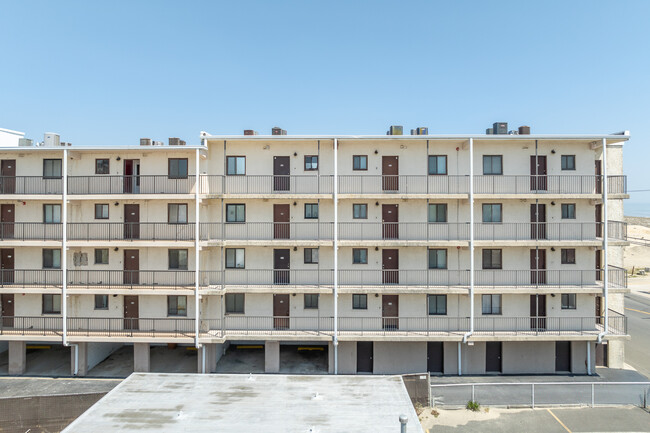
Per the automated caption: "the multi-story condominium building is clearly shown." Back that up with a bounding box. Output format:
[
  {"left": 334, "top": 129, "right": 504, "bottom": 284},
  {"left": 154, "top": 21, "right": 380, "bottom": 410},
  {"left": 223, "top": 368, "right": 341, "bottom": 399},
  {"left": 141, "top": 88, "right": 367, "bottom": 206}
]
[{"left": 0, "top": 125, "right": 629, "bottom": 376}]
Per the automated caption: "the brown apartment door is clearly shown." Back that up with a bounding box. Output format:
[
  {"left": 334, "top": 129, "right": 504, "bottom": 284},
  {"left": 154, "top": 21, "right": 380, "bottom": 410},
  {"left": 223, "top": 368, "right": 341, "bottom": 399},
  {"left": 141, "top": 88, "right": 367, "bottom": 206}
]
[
  {"left": 530, "top": 155, "right": 547, "bottom": 191},
  {"left": 1, "top": 294, "right": 14, "bottom": 327},
  {"left": 596, "top": 250, "right": 602, "bottom": 281},
  {"left": 273, "top": 204, "right": 290, "bottom": 239},
  {"left": 485, "top": 342, "right": 502, "bottom": 373},
  {"left": 357, "top": 341, "right": 373, "bottom": 373},
  {"left": 123, "top": 295, "right": 139, "bottom": 330},
  {"left": 1, "top": 204, "right": 15, "bottom": 239},
  {"left": 382, "top": 156, "right": 399, "bottom": 191},
  {"left": 595, "top": 204, "right": 603, "bottom": 238},
  {"left": 123, "top": 159, "right": 140, "bottom": 194},
  {"left": 273, "top": 294, "right": 290, "bottom": 329},
  {"left": 382, "top": 204, "right": 399, "bottom": 239},
  {"left": 530, "top": 249, "right": 546, "bottom": 285},
  {"left": 123, "top": 250, "right": 139, "bottom": 285},
  {"left": 555, "top": 341, "right": 571, "bottom": 372},
  {"left": 273, "top": 156, "right": 290, "bottom": 191},
  {"left": 595, "top": 342, "right": 608, "bottom": 367},
  {"left": 382, "top": 249, "right": 399, "bottom": 284},
  {"left": 1, "top": 248, "right": 14, "bottom": 285},
  {"left": 0, "top": 160, "right": 16, "bottom": 194},
  {"left": 530, "top": 204, "right": 546, "bottom": 240},
  {"left": 274, "top": 249, "right": 290, "bottom": 285},
  {"left": 595, "top": 296, "right": 603, "bottom": 325},
  {"left": 530, "top": 294, "right": 547, "bottom": 330},
  {"left": 595, "top": 160, "right": 602, "bottom": 194},
  {"left": 124, "top": 204, "right": 140, "bottom": 239},
  {"left": 427, "top": 342, "right": 444, "bottom": 374},
  {"left": 382, "top": 295, "right": 399, "bottom": 330}
]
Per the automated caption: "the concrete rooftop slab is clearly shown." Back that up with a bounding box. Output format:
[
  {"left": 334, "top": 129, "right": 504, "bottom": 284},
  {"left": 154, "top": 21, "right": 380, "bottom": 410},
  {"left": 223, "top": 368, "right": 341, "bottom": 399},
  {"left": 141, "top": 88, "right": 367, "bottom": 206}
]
[{"left": 63, "top": 373, "right": 423, "bottom": 433}]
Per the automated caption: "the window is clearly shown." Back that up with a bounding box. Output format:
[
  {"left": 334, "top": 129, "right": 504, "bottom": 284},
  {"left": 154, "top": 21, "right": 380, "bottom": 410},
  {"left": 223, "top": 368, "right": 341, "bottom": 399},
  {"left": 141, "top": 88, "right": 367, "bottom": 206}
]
[
  {"left": 42, "top": 294, "right": 61, "bottom": 314},
  {"left": 225, "top": 204, "right": 245, "bottom": 223},
  {"left": 95, "top": 204, "right": 109, "bottom": 220},
  {"left": 482, "top": 294, "right": 502, "bottom": 315},
  {"left": 353, "top": 248, "right": 368, "bottom": 264},
  {"left": 304, "top": 156, "right": 318, "bottom": 171},
  {"left": 94, "top": 249, "right": 109, "bottom": 265},
  {"left": 353, "top": 204, "right": 367, "bottom": 219},
  {"left": 304, "top": 248, "right": 319, "bottom": 264},
  {"left": 483, "top": 155, "right": 503, "bottom": 175},
  {"left": 168, "top": 158, "right": 188, "bottom": 179},
  {"left": 168, "top": 295, "right": 187, "bottom": 316},
  {"left": 95, "top": 159, "right": 110, "bottom": 174},
  {"left": 225, "top": 293, "right": 244, "bottom": 314},
  {"left": 226, "top": 156, "right": 246, "bottom": 175},
  {"left": 43, "top": 159, "right": 62, "bottom": 178},
  {"left": 352, "top": 294, "right": 367, "bottom": 310},
  {"left": 482, "top": 204, "right": 502, "bottom": 223},
  {"left": 43, "top": 249, "right": 61, "bottom": 269},
  {"left": 168, "top": 204, "right": 188, "bottom": 224},
  {"left": 225, "top": 248, "right": 245, "bottom": 269},
  {"left": 561, "top": 204, "right": 576, "bottom": 219},
  {"left": 428, "top": 249, "right": 447, "bottom": 269},
  {"left": 428, "top": 155, "right": 447, "bottom": 175},
  {"left": 561, "top": 294, "right": 576, "bottom": 310},
  {"left": 43, "top": 204, "right": 61, "bottom": 223},
  {"left": 94, "top": 295, "right": 108, "bottom": 310},
  {"left": 353, "top": 155, "right": 368, "bottom": 171},
  {"left": 428, "top": 295, "right": 447, "bottom": 315},
  {"left": 482, "top": 249, "right": 502, "bottom": 269},
  {"left": 561, "top": 155, "right": 576, "bottom": 171},
  {"left": 428, "top": 204, "right": 447, "bottom": 223},
  {"left": 304, "top": 294, "right": 319, "bottom": 309},
  {"left": 561, "top": 248, "right": 576, "bottom": 264},
  {"left": 304, "top": 203, "right": 319, "bottom": 219},
  {"left": 168, "top": 249, "right": 188, "bottom": 270}
]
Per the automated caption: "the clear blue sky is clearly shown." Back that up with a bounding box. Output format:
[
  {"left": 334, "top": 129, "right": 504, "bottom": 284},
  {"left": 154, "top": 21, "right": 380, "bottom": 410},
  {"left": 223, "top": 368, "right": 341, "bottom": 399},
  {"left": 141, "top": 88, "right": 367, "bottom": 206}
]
[{"left": 1, "top": 1, "right": 649, "bottom": 212}]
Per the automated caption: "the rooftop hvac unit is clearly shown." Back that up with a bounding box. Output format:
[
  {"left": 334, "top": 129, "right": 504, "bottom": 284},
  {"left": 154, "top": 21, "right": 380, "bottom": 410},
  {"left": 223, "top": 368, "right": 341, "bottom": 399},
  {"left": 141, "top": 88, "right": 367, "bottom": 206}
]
[
  {"left": 416, "top": 127, "right": 428, "bottom": 135},
  {"left": 410, "top": 129, "right": 416, "bottom": 135},
  {"left": 18, "top": 138, "right": 33, "bottom": 147},
  {"left": 169, "top": 137, "right": 186, "bottom": 146},
  {"left": 140, "top": 138, "right": 152, "bottom": 146},
  {"left": 272, "top": 127, "right": 287, "bottom": 135},
  {"left": 493, "top": 122, "right": 508, "bottom": 135},
  {"left": 152, "top": 141, "right": 164, "bottom": 146},
  {"left": 244, "top": 130, "right": 258, "bottom": 136},
  {"left": 486, "top": 128, "right": 494, "bottom": 135},
  {"left": 518, "top": 125, "right": 531, "bottom": 135},
  {"left": 43, "top": 132, "right": 61, "bottom": 147},
  {"left": 387, "top": 125, "right": 403, "bottom": 135}
]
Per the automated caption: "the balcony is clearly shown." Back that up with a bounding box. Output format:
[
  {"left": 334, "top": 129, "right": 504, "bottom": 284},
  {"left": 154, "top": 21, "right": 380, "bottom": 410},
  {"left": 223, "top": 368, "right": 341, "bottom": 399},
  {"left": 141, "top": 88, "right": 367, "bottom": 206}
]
[
  {"left": 0, "top": 223, "right": 62, "bottom": 241},
  {"left": 200, "top": 222, "right": 334, "bottom": 242},
  {"left": 67, "top": 270, "right": 195, "bottom": 290},
  {"left": 68, "top": 223, "right": 195, "bottom": 241},
  {"left": 67, "top": 175, "right": 195, "bottom": 195},
  {"left": 0, "top": 176, "right": 62, "bottom": 195},
  {"left": 0, "top": 270, "right": 62, "bottom": 288},
  {"left": 206, "top": 269, "right": 334, "bottom": 288},
  {"left": 338, "top": 175, "right": 468, "bottom": 195},
  {"left": 201, "top": 175, "right": 333, "bottom": 195}
]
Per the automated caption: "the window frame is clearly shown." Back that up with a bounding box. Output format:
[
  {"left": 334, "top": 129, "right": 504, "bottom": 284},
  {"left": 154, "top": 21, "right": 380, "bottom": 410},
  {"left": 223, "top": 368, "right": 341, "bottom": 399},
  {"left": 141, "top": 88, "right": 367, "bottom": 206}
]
[
  {"left": 42, "top": 248, "right": 61, "bottom": 269},
  {"left": 95, "top": 158, "right": 110, "bottom": 175},
  {"left": 225, "top": 293, "right": 245, "bottom": 314},
  {"left": 428, "top": 155, "right": 448, "bottom": 175},
  {"left": 94, "top": 248, "right": 109, "bottom": 265},
  {"left": 94, "top": 203, "right": 109, "bottom": 220},
  {"left": 304, "top": 203, "right": 319, "bottom": 219},
  {"left": 353, "top": 155, "right": 368, "bottom": 171},
  {"left": 42, "top": 294, "right": 61, "bottom": 314},
  {"left": 304, "top": 294, "right": 319, "bottom": 309},
  {"left": 352, "top": 294, "right": 368, "bottom": 310},
  {"left": 304, "top": 248, "right": 319, "bottom": 264},
  {"left": 561, "top": 155, "right": 576, "bottom": 171},
  {"left": 94, "top": 294, "right": 109, "bottom": 310},
  {"left": 483, "top": 155, "right": 503, "bottom": 175},
  {"left": 561, "top": 203, "right": 576, "bottom": 219},
  {"left": 561, "top": 293, "right": 576, "bottom": 310},
  {"left": 168, "top": 203, "right": 188, "bottom": 224},
  {"left": 428, "top": 203, "right": 448, "bottom": 223},
  {"left": 561, "top": 248, "right": 576, "bottom": 264},
  {"left": 428, "top": 294, "right": 447, "bottom": 315},
  {"left": 353, "top": 203, "right": 368, "bottom": 219},
  {"left": 352, "top": 248, "right": 368, "bottom": 264},
  {"left": 43, "top": 159, "right": 62, "bottom": 179},
  {"left": 481, "top": 294, "right": 502, "bottom": 315},
  {"left": 428, "top": 249, "right": 448, "bottom": 269},
  {"left": 167, "top": 295, "right": 187, "bottom": 316},
  {"left": 168, "top": 249, "right": 188, "bottom": 270},
  {"left": 225, "top": 204, "right": 246, "bottom": 223},
  {"left": 225, "top": 248, "right": 245, "bottom": 269},
  {"left": 304, "top": 155, "right": 318, "bottom": 171},
  {"left": 43, "top": 204, "right": 62, "bottom": 223},
  {"left": 226, "top": 156, "right": 246, "bottom": 175},
  {"left": 482, "top": 249, "right": 502, "bottom": 269},
  {"left": 168, "top": 158, "right": 189, "bottom": 179},
  {"left": 482, "top": 203, "right": 503, "bottom": 223}
]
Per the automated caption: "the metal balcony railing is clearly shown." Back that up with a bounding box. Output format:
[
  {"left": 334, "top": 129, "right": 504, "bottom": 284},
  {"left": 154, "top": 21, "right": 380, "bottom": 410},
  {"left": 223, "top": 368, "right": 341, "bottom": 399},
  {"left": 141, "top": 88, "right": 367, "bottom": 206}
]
[
  {"left": 0, "top": 176, "right": 62, "bottom": 194},
  {"left": 0, "top": 269, "right": 62, "bottom": 287},
  {"left": 200, "top": 222, "right": 334, "bottom": 241},
  {"left": 338, "top": 175, "right": 469, "bottom": 194},
  {"left": 66, "top": 317, "right": 196, "bottom": 338},
  {"left": 201, "top": 175, "right": 334, "bottom": 195},
  {"left": 66, "top": 270, "right": 195, "bottom": 289},
  {"left": 338, "top": 270, "right": 470, "bottom": 287},
  {"left": 67, "top": 175, "right": 195, "bottom": 194},
  {"left": 0, "top": 223, "right": 62, "bottom": 240},
  {"left": 217, "top": 269, "right": 334, "bottom": 287},
  {"left": 67, "top": 223, "right": 195, "bottom": 241}
]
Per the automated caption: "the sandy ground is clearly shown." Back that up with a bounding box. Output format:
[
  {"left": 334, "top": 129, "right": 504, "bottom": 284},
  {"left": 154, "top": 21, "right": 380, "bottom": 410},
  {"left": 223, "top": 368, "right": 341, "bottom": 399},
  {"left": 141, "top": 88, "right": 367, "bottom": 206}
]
[
  {"left": 625, "top": 217, "right": 650, "bottom": 270},
  {"left": 419, "top": 406, "right": 522, "bottom": 429}
]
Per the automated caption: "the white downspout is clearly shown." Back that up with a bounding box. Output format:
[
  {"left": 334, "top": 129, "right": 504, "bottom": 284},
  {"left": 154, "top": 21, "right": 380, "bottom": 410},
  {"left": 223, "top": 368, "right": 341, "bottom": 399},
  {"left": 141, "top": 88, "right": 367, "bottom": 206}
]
[
  {"left": 195, "top": 147, "right": 202, "bottom": 359},
  {"left": 598, "top": 138, "right": 609, "bottom": 344},
  {"left": 463, "top": 138, "right": 474, "bottom": 345},
  {"left": 333, "top": 138, "right": 339, "bottom": 374},
  {"left": 62, "top": 148, "right": 68, "bottom": 347}
]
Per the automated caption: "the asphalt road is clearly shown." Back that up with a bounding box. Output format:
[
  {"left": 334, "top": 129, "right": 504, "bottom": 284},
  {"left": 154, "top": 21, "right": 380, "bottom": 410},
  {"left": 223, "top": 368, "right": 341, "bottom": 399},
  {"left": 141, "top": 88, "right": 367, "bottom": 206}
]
[{"left": 624, "top": 292, "right": 650, "bottom": 380}]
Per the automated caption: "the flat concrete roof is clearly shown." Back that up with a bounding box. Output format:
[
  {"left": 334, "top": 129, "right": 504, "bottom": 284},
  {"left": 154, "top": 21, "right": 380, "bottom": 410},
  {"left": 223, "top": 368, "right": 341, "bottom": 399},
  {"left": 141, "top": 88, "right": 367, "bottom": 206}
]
[{"left": 63, "top": 373, "right": 424, "bottom": 433}]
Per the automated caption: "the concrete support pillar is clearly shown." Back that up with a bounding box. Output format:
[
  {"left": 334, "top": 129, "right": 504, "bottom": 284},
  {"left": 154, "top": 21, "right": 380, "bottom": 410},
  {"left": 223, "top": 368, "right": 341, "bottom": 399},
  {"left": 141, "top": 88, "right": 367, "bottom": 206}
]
[
  {"left": 328, "top": 341, "right": 334, "bottom": 374},
  {"left": 8, "top": 341, "right": 26, "bottom": 375},
  {"left": 134, "top": 343, "right": 150, "bottom": 373},
  {"left": 265, "top": 341, "right": 280, "bottom": 373},
  {"left": 72, "top": 342, "right": 89, "bottom": 376},
  {"left": 198, "top": 344, "right": 217, "bottom": 374}
]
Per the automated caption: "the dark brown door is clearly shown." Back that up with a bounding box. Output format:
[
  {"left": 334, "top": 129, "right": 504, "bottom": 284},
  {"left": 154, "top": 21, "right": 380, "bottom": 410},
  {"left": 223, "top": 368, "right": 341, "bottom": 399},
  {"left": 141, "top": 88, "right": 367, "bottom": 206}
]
[
  {"left": 382, "top": 156, "right": 399, "bottom": 191},
  {"left": 357, "top": 341, "right": 373, "bottom": 373},
  {"left": 382, "top": 249, "right": 399, "bottom": 284},
  {"left": 124, "top": 204, "right": 140, "bottom": 239},
  {"left": 1, "top": 204, "right": 15, "bottom": 239},
  {"left": 382, "top": 295, "right": 399, "bottom": 330},
  {"left": 382, "top": 204, "right": 399, "bottom": 239},
  {"left": 595, "top": 296, "right": 603, "bottom": 325},
  {"left": 124, "top": 295, "right": 139, "bottom": 330},
  {"left": 273, "top": 294, "right": 290, "bottom": 329},
  {"left": 595, "top": 342, "right": 608, "bottom": 367},
  {"left": 273, "top": 156, "right": 290, "bottom": 191},
  {"left": 555, "top": 341, "right": 571, "bottom": 372},
  {"left": 595, "top": 249, "right": 602, "bottom": 281},
  {"left": 530, "top": 295, "right": 547, "bottom": 330},
  {"left": 595, "top": 204, "right": 603, "bottom": 238},
  {"left": 273, "top": 204, "right": 290, "bottom": 239},
  {"left": 530, "top": 155, "right": 547, "bottom": 191},
  {"left": 1, "top": 294, "right": 14, "bottom": 327},
  {"left": 124, "top": 250, "right": 139, "bottom": 285},
  {"left": 1, "top": 248, "right": 14, "bottom": 285},
  {"left": 530, "top": 249, "right": 546, "bottom": 285},
  {"left": 124, "top": 159, "right": 137, "bottom": 193},
  {"left": 530, "top": 204, "right": 546, "bottom": 240},
  {"left": 273, "top": 249, "right": 290, "bottom": 284},
  {"left": 485, "top": 342, "right": 502, "bottom": 372},
  {"left": 595, "top": 160, "right": 602, "bottom": 194},
  {"left": 427, "top": 342, "right": 444, "bottom": 373},
  {"left": 0, "top": 160, "right": 16, "bottom": 194}
]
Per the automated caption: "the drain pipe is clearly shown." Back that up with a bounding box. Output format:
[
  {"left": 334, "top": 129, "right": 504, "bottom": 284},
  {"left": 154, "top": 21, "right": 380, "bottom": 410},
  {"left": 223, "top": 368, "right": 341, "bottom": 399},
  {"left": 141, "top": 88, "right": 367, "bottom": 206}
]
[
  {"left": 462, "top": 138, "right": 474, "bottom": 345},
  {"left": 598, "top": 137, "right": 609, "bottom": 344},
  {"left": 195, "top": 146, "right": 203, "bottom": 371},
  {"left": 62, "top": 148, "right": 68, "bottom": 347},
  {"left": 333, "top": 138, "right": 339, "bottom": 374},
  {"left": 71, "top": 343, "right": 79, "bottom": 376}
]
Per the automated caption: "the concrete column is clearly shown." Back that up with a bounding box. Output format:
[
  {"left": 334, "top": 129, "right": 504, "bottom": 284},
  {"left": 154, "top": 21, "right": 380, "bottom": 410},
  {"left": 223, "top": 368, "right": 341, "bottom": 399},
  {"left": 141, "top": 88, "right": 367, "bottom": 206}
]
[
  {"left": 8, "top": 341, "right": 26, "bottom": 375},
  {"left": 72, "top": 342, "right": 89, "bottom": 376},
  {"left": 133, "top": 343, "right": 150, "bottom": 373},
  {"left": 328, "top": 341, "right": 334, "bottom": 374},
  {"left": 198, "top": 344, "right": 217, "bottom": 374},
  {"left": 265, "top": 341, "right": 280, "bottom": 373}
]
